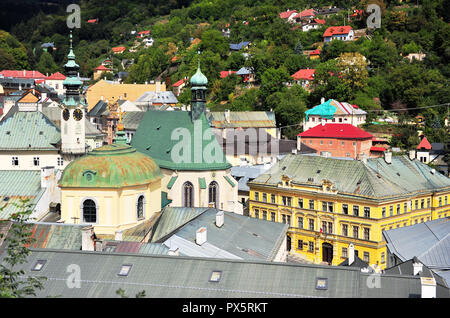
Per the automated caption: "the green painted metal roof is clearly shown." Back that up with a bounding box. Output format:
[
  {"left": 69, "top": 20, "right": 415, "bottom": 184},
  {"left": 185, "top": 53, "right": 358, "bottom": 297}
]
[
  {"left": 26, "top": 223, "right": 84, "bottom": 250},
  {"left": 60, "top": 143, "right": 162, "bottom": 188},
  {"left": 0, "top": 171, "right": 44, "bottom": 219},
  {"left": 223, "top": 175, "right": 236, "bottom": 187},
  {"left": 161, "top": 191, "right": 172, "bottom": 209},
  {"left": 0, "top": 111, "right": 60, "bottom": 150},
  {"left": 131, "top": 110, "right": 231, "bottom": 171},
  {"left": 190, "top": 63, "right": 208, "bottom": 86},
  {"left": 250, "top": 154, "right": 450, "bottom": 201},
  {"left": 305, "top": 99, "right": 336, "bottom": 121}
]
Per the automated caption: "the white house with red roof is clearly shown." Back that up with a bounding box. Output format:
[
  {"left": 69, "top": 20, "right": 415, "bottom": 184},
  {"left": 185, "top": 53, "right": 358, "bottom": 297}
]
[
  {"left": 279, "top": 9, "right": 298, "bottom": 22},
  {"left": 1, "top": 70, "right": 47, "bottom": 81},
  {"left": 293, "top": 9, "right": 318, "bottom": 23},
  {"left": 93, "top": 65, "right": 112, "bottom": 80},
  {"left": 172, "top": 77, "right": 188, "bottom": 96},
  {"left": 297, "top": 123, "right": 374, "bottom": 160},
  {"left": 112, "top": 46, "right": 126, "bottom": 54},
  {"left": 416, "top": 136, "right": 433, "bottom": 164},
  {"left": 45, "top": 72, "right": 66, "bottom": 96},
  {"left": 323, "top": 26, "right": 354, "bottom": 42},
  {"left": 302, "top": 18, "right": 325, "bottom": 32},
  {"left": 290, "top": 69, "right": 315, "bottom": 90}
]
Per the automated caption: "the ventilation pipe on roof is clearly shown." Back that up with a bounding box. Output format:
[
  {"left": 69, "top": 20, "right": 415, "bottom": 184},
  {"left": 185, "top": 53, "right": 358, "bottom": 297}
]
[
  {"left": 384, "top": 151, "right": 392, "bottom": 164},
  {"left": 81, "top": 226, "right": 95, "bottom": 251},
  {"left": 196, "top": 227, "right": 207, "bottom": 245},
  {"left": 216, "top": 211, "right": 224, "bottom": 228},
  {"left": 348, "top": 243, "right": 355, "bottom": 265}
]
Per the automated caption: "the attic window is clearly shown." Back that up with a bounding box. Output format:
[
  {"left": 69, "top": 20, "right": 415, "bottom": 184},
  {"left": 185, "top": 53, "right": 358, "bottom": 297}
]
[
  {"left": 316, "top": 277, "right": 328, "bottom": 290},
  {"left": 156, "top": 125, "right": 161, "bottom": 130},
  {"left": 6, "top": 131, "right": 10, "bottom": 135},
  {"left": 3, "top": 197, "right": 9, "bottom": 201},
  {"left": 209, "top": 270, "right": 222, "bottom": 283},
  {"left": 118, "top": 264, "right": 132, "bottom": 276},
  {"left": 39, "top": 131, "right": 43, "bottom": 135},
  {"left": 146, "top": 145, "right": 152, "bottom": 150},
  {"left": 316, "top": 170, "right": 321, "bottom": 174},
  {"left": 308, "top": 177, "right": 314, "bottom": 182},
  {"left": 31, "top": 260, "right": 46, "bottom": 271},
  {"left": 396, "top": 172, "right": 400, "bottom": 176}
]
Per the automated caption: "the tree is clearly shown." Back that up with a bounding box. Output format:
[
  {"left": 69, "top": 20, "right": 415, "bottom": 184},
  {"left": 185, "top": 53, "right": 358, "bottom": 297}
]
[
  {"left": 336, "top": 52, "right": 369, "bottom": 97},
  {"left": 36, "top": 51, "right": 59, "bottom": 75},
  {"left": 200, "top": 29, "right": 228, "bottom": 58},
  {"left": 258, "top": 67, "right": 290, "bottom": 108},
  {"left": 0, "top": 199, "right": 46, "bottom": 298}
]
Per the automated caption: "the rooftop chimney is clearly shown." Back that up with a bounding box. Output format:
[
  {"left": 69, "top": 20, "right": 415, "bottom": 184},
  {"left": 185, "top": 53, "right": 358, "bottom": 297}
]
[
  {"left": 196, "top": 227, "right": 207, "bottom": 245},
  {"left": 384, "top": 151, "right": 392, "bottom": 164},
  {"left": 421, "top": 277, "right": 436, "bottom": 298},
  {"left": 40, "top": 166, "right": 55, "bottom": 188},
  {"left": 321, "top": 97, "right": 325, "bottom": 104},
  {"left": 81, "top": 226, "right": 95, "bottom": 251},
  {"left": 216, "top": 211, "right": 224, "bottom": 228},
  {"left": 115, "top": 229, "right": 123, "bottom": 241},
  {"left": 413, "top": 258, "right": 423, "bottom": 275},
  {"left": 409, "top": 150, "right": 416, "bottom": 160},
  {"left": 348, "top": 243, "right": 355, "bottom": 265}
]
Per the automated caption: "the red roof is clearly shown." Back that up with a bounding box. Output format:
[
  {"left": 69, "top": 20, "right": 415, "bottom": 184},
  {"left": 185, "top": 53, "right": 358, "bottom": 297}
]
[
  {"left": 298, "top": 9, "right": 316, "bottom": 17},
  {"left": 220, "top": 70, "right": 237, "bottom": 78},
  {"left": 370, "top": 146, "right": 386, "bottom": 152},
  {"left": 0, "top": 70, "right": 46, "bottom": 79},
  {"left": 172, "top": 79, "right": 185, "bottom": 87},
  {"left": 323, "top": 26, "right": 353, "bottom": 37},
  {"left": 87, "top": 19, "right": 98, "bottom": 23},
  {"left": 94, "top": 65, "right": 110, "bottom": 71},
  {"left": 417, "top": 137, "right": 432, "bottom": 150},
  {"left": 314, "top": 18, "right": 325, "bottom": 24},
  {"left": 291, "top": 69, "right": 315, "bottom": 81},
  {"left": 112, "top": 46, "right": 126, "bottom": 53},
  {"left": 46, "top": 72, "right": 66, "bottom": 80},
  {"left": 298, "top": 123, "right": 373, "bottom": 139},
  {"left": 309, "top": 49, "right": 321, "bottom": 55},
  {"left": 280, "top": 10, "right": 297, "bottom": 19},
  {"left": 138, "top": 30, "right": 150, "bottom": 35}
]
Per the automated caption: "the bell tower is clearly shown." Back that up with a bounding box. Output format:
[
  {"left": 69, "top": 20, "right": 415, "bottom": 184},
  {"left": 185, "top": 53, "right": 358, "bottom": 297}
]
[
  {"left": 60, "top": 30, "right": 86, "bottom": 155},
  {"left": 190, "top": 59, "right": 208, "bottom": 121}
]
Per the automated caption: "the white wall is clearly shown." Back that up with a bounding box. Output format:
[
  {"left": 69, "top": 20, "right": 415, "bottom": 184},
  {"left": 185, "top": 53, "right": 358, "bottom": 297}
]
[{"left": 0, "top": 150, "right": 68, "bottom": 170}]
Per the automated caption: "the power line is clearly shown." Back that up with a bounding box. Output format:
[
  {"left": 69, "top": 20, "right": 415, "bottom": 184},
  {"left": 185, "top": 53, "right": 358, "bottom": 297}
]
[{"left": 366, "top": 103, "right": 450, "bottom": 112}]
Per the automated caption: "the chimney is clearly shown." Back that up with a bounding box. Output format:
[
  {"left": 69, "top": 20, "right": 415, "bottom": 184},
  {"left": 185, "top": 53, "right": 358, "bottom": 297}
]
[
  {"left": 409, "top": 150, "right": 416, "bottom": 160},
  {"left": 348, "top": 243, "right": 355, "bottom": 265},
  {"left": 413, "top": 258, "right": 423, "bottom": 275},
  {"left": 94, "top": 240, "right": 103, "bottom": 252},
  {"left": 208, "top": 202, "right": 215, "bottom": 208},
  {"left": 321, "top": 97, "right": 325, "bottom": 104},
  {"left": 225, "top": 109, "right": 231, "bottom": 123},
  {"left": 40, "top": 166, "right": 54, "bottom": 188},
  {"left": 216, "top": 211, "right": 224, "bottom": 228},
  {"left": 196, "top": 227, "right": 207, "bottom": 245},
  {"left": 292, "top": 148, "right": 298, "bottom": 155},
  {"left": 168, "top": 246, "right": 179, "bottom": 256},
  {"left": 100, "top": 96, "right": 104, "bottom": 101},
  {"left": 115, "top": 229, "right": 123, "bottom": 241},
  {"left": 384, "top": 151, "right": 392, "bottom": 164},
  {"left": 421, "top": 277, "right": 436, "bottom": 298},
  {"left": 81, "top": 226, "right": 95, "bottom": 251}
]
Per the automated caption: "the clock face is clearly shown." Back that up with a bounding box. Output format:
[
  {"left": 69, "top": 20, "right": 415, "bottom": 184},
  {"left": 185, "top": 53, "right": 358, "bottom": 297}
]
[
  {"left": 63, "top": 108, "right": 70, "bottom": 121},
  {"left": 73, "top": 108, "right": 83, "bottom": 121}
]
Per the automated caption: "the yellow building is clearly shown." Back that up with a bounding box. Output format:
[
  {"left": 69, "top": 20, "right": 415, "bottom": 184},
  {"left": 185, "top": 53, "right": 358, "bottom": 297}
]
[
  {"left": 248, "top": 154, "right": 450, "bottom": 269},
  {"left": 85, "top": 80, "right": 167, "bottom": 111},
  {"left": 59, "top": 130, "right": 163, "bottom": 238}
]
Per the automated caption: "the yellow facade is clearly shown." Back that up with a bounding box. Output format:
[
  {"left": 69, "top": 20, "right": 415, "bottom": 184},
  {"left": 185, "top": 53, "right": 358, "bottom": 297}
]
[
  {"left": 61, "top": 180, "right": 161, "bottom": 237},
  {"left": 248, "top": 184, "right": 450, "bottom": 269}
]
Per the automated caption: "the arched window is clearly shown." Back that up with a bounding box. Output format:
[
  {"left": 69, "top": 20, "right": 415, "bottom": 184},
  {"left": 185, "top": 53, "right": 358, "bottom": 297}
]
[
  {"left": 183, "top": 182, "right": 194, "bottom": 207},
  {"left": 137, "top": 195, "right": 145, "bottom": 220},
  {"left": 208, "top": 181, "right": 219, "bottom": 208},
  {"left": 83, "top": 199, "right": 97, "bottom": 223}
]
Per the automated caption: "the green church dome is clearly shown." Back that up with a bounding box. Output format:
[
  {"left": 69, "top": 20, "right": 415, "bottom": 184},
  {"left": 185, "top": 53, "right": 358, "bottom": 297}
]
[
  {"left": 190, "top": 63, "right": 208, "bottom": 87},
  {"left": 60, "top": 143, "right": 162, "bottom": 188}
]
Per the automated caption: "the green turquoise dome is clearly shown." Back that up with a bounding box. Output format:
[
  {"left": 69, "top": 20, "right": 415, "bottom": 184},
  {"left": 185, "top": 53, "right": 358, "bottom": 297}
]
[
  {"left": 190, "top": 64, "right": 208, "bottom": 86},
  {"left": 60, "top": 143, "right": 162, "bottom": 188}
]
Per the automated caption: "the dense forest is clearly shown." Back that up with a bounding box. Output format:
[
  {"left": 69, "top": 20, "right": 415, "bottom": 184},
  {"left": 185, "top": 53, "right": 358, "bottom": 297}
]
[{"left": 0, "top": 0, "right": 449, "bottom": 143}]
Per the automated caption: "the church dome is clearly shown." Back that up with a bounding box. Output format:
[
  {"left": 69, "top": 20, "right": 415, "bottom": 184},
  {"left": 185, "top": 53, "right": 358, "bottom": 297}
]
[
  {"left": 190, "top": 64, "right": 208, "bottom": 87},
  {"left": 60, "top": 143, "right": 162, "bottom": 188}
]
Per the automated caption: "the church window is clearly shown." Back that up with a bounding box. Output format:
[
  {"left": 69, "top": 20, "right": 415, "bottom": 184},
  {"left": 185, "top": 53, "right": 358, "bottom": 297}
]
[
  {"left": 137, "top": 195, "right": 145, "bottom": 220},
  {"left": 183, "top": 182, "right": 194, "bottom": 207},
  {"left": 208, "top": 181, "right": 219, "bottom": 208},
  {"left": 82, "top": 199, "right": 97, "bottom": 223}
]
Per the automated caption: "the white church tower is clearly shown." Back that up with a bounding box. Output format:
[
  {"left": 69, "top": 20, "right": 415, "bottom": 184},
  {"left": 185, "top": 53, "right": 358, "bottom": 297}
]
[{"left": 60, "top": 31, "right": 86, "bottom": 157}]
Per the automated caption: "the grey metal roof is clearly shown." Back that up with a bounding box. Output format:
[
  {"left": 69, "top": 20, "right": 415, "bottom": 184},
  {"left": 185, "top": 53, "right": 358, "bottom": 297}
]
[
  {"left": 88, "top": 100, "right": 108, "bottom": 117},
  {"left": 134, "top": 91, "right": 178, "bottom": 105},
  {"left": 231, "top": 164, "right": 273, "bottom": 192},
  {"left": 3, "top": 248, "right": 447, "bottom": 298},
  {"left": 250, "top": 154, "right": 450, "bottom": 201},
  {"left": 41, "top": 107, "right": 103, "bottom": 137},
  {"left": 383, "top": 217, "right": 450, "bottom": 268},
  {"left": 163, "top": 209, "right": 288, "bottom": 261},
  {"left": 121, "top": 111, "right": 145, "bottom": 131}
]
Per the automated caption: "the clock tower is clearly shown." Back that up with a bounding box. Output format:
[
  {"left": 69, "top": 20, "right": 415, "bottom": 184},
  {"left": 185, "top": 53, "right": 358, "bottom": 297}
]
[{"left": 60, "top": 31, "right": 86, "bottom": 156}]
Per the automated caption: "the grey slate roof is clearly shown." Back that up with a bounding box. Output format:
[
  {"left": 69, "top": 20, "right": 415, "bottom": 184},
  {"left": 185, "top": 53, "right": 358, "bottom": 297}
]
[
  {"left": 383, "top": 217, "right": 450, "bottom": 268},
  {"left": 4, "top": 248, "right": 448, "bottom": 298},
  {"left": 250, "top": 154, "right": 450, "bottom": 201},
  {"left": 88, "top": 100, "right": 108, "bottom": 117},
  {"left": 121, "top": 111, "right": 145, "bottom": 131},
  {"left": 163, "top": 209, "right": 288, "bottom": 261}
]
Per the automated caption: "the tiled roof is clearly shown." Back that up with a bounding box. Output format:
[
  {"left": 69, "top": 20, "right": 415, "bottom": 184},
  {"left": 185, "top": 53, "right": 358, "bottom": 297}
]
[
  {"left": 298, "top": 123, "right": 373, "bottom": 139},
  {"left": 324, "top": 26, "right": 353, "bottom": 37},
  {"left": 279, "top": 10, "right": 297, "bottom": 19},
  {"left": 250, "top": 154, "right": 450, "bottom": 201},
  {"left": 94, "top": 65, "right": 110, "bottom": 71},
  {"left": 131, "top": 110, "right": 231, "bottom": 171},
  {"left": 172, "top": 78, "right": 185, "bottom": 87},
  {"left": 112, "top": 46, "right": 126, "bottom": 53},
  {"left": 370, "top": 146, "right": 386, "bottom": 152},
  {"left": 291, "top": 69, "right": 315, "bottom": 81},
  {"left": 0, "top": 111, "right": 60, "bottom": 150},
  {"left": 295, "top": 9, "right": 316, "bottom": 18},
  {"left": 417, "top": 137, "right": 432, "bottom": 150},
  {"left": 220, "top": 70, "right": 237, "bottom": 78},
  {"left": 46, "top": 72, "right": 66, "bottom": 80},
  {"left": 0, "top": 70, "right": 46, "bottom": 79}
]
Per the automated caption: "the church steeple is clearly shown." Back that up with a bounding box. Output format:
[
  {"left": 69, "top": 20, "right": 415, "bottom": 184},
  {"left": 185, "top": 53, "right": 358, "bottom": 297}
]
[
  {"left": 190, "top": 57, "right": 208, "bottom": 121},
  {"left": 62, "top": 30, "right": 83, "bottom": 107}
]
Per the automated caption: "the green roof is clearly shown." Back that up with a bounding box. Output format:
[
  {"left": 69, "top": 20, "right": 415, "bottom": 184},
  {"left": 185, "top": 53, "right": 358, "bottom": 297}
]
[
  {"left": 131, "top": 110, "right": 231, "bottom": 171},
  {"left": 250, "top": 154, "right": 450, "bottom": 201},
  {"left": 0, "top": 111, "right": 60, "bottom": 150},
  {"left": 190, "top": 63, "right": 208, "bottom": 87},
  {"left": 60, "top": 143, "right": 162, "bottom": 188},
  {"left": 305, "top": 99, "right": 336, "bottom": 121},
  {"left": 223, "top": 175, "right": 236, "bottom": 187}
]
